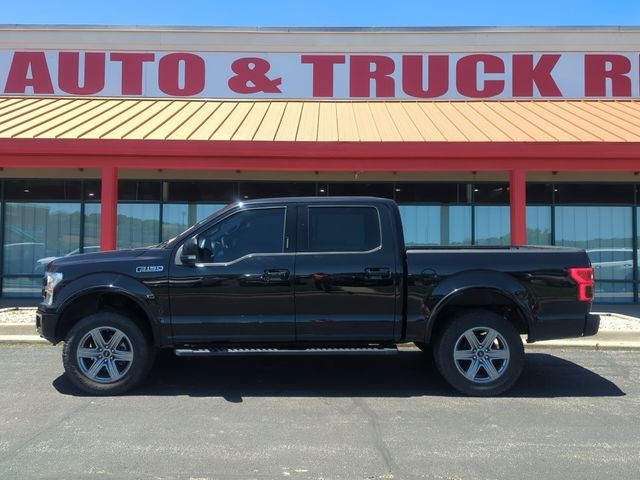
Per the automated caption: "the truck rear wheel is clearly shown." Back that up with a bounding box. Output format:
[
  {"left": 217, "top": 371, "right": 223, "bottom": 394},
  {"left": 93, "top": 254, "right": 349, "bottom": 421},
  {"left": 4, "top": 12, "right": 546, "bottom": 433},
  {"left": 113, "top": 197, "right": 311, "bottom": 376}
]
[
  {"left": 434, "top": 309, "right": 524, "bottom": 396},
  {"left": 62, "top": 312, "right": 154, "bottom": 395}
]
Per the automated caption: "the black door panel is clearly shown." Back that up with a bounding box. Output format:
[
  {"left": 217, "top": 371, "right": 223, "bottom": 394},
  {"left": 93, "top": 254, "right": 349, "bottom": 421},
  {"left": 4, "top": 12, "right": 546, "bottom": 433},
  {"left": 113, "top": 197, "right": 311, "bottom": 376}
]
[
  {"left": 169, "top": 206, "right": 296, "bottom": 344},
  {"left": 293, "top": 204, "right": 400, "bottom": 342},
  {"left": 294, "top": 254, "right": 397, "bottom": 341}
]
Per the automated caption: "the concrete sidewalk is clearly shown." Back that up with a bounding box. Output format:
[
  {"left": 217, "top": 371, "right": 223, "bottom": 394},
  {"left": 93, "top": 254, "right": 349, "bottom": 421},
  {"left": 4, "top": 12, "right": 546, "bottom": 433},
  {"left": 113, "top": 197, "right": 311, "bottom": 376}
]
[{"left": 1, "top": 308, "right": 639, "bottom": 350}]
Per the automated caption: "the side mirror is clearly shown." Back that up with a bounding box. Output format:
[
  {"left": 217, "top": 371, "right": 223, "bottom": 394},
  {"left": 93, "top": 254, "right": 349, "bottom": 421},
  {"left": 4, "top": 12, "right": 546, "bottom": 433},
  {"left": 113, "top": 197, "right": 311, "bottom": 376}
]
[{"left": 180, "top": 236, "right": 199, "bottom": 266}]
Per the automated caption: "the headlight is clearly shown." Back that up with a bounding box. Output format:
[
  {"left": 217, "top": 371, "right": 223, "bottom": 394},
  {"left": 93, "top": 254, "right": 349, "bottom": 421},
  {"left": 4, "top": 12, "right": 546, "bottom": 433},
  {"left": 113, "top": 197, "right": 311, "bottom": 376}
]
[{"left": 43, "top": 272, "right": 63, "bottom": 306}]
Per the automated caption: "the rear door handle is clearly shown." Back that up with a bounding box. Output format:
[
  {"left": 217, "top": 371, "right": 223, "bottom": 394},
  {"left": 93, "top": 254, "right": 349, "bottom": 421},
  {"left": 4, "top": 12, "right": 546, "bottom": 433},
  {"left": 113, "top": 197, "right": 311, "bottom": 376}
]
[
  {"left": 263, "top": 269, "right": 290, "bottom": 281},
  {"left": 364, "top": 267, "right": 391, "bottom": 279}
]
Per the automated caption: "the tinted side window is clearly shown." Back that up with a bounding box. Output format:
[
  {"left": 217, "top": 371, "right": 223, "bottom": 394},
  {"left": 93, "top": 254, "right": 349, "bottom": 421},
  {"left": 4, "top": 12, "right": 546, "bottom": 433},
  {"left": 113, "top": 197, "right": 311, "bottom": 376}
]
[
  {"left": 200, "top": 208, "right": 285, "bottom": 262},
  {"left": 308, "top": 207, "right": 380, "bottom": 252}
]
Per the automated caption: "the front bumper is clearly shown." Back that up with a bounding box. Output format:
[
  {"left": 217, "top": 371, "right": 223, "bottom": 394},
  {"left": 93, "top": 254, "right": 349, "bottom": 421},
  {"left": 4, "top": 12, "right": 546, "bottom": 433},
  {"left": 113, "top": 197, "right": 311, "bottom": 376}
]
[{"left": 36, "top": 308, "right": 60, "bottom": 344}]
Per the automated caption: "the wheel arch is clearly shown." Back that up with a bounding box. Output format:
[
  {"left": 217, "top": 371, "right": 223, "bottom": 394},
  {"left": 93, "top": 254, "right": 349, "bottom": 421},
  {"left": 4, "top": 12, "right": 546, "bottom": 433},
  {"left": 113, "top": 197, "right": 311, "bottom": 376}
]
[
  {"left": 425, "top": 286, "right": 534, "bottom": 344},
  {"left": 55, "top": 287, "right": 160, "bottom": 346}
]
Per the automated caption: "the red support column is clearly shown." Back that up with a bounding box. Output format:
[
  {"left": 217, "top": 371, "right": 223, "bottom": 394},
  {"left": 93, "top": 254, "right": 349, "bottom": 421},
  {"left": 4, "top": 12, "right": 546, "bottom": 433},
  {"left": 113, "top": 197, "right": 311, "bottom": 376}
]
[
  {"left": 100, "top": 166, "right": 118, "bottom": 251},
  {"left": 509, "top": 169, "right": 527, "bottom": 246}
]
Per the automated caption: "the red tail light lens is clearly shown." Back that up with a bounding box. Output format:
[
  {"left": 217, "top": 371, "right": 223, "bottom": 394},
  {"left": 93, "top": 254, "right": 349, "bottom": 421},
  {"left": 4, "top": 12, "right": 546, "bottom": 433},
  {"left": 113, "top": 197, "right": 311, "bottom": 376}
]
[{"left": 569, "top": 267, "right": 595, "bottom": 302}]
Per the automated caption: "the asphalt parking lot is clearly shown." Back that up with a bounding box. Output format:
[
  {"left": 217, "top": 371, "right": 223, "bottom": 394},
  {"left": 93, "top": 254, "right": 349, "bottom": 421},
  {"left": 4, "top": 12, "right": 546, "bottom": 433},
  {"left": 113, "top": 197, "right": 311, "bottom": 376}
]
[{"left": 0, "top": 345, "right": 639, "bottom": 480}]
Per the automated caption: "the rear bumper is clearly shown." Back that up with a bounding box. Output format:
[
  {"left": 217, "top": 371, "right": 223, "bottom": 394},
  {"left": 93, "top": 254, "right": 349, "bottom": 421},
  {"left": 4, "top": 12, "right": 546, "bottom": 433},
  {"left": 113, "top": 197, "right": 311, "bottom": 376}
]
[
  {"left": 530, "top": 312, "right": 600, "bottom": 342},
  {"left": 583, "top": 313, "right": 600, "bottom": 337},
  {"left": 36, "top": 308, "right": 59, "bottom": 344}
]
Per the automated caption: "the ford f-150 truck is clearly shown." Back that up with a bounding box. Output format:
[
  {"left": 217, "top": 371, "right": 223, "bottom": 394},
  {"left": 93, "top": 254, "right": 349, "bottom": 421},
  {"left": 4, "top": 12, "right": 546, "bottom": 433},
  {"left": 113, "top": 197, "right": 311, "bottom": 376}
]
[{"left": 36, "top": 197, "right": 599, "bottom": 396}]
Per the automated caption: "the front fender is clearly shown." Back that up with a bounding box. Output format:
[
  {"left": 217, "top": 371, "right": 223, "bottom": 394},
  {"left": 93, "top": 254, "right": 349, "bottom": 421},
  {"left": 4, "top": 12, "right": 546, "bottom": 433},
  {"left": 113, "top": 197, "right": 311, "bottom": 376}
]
[{"left": 52, "top": 272, "right": 164, "bottom": 343}]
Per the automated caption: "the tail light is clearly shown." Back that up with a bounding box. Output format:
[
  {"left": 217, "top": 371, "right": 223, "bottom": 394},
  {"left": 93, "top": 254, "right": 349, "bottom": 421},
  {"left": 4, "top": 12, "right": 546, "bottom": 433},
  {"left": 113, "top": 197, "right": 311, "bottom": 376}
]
[{"left": 569, "top": 267, "right": 595, "bottom": 302}]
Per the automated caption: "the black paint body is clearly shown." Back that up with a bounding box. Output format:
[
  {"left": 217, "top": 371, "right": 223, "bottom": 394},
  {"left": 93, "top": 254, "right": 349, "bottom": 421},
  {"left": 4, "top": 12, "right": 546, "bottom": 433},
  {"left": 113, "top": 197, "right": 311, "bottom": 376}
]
[{"left": 37, "top": 197, "right": 598, "bottom": 348}]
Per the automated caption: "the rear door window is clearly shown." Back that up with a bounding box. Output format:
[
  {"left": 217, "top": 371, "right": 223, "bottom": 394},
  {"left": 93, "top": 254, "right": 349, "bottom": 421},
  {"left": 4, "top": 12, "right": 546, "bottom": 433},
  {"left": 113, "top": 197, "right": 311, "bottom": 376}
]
[{"left": 308, "top": 206, "right": 381, "bottom": 252}]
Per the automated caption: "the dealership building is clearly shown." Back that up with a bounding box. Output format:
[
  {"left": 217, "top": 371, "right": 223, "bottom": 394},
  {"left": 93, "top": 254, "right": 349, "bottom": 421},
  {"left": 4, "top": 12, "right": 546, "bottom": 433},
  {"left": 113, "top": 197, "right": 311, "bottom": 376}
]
[{"left": 1, "top": 25, "right": 640, "bottom": 302}]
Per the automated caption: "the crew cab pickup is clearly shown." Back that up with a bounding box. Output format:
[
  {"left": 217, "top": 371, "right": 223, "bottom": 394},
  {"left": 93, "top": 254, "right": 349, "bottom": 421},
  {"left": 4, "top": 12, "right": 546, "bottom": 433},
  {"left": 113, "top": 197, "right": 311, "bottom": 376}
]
[{"left": 36, "top": 197, "right": 599, "bottom": 396}]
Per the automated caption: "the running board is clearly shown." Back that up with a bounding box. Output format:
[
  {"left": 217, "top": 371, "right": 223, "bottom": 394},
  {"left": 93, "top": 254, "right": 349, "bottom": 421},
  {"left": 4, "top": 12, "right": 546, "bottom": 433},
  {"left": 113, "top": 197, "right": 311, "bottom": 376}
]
[{"left": 174, "top": 346, "right": 399, "bottom": 357}]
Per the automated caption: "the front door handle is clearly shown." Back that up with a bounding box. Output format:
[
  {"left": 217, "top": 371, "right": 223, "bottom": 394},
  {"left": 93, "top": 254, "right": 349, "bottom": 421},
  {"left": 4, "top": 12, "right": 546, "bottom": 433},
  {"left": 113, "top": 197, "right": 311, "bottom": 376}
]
[
  {"left": 364, "top": 267, "right": 391, "bottom": 279},
  {"left": 263, "top": 269, "right": 290, "bottom": 281}
]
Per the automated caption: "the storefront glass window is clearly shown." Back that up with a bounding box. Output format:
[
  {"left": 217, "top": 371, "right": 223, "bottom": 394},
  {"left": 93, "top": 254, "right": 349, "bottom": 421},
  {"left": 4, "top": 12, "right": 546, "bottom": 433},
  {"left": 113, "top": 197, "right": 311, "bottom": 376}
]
[
  {"left": 556, "top": 206, "right": 633, "bottom": 303},
  {"left": 118, "top": 181, "right": 162, "bottom": 201},
  {"left": 166, "top": 181, "right": 237, "bottom": 203},
  {"left": 3, "top": 202, "right": 81, "bottom": 296},
  {"left": 395, "top": 183, "right": 469, "bottom": 203},
  {"left": 554, "top": 183, "right": 634, "bottom": 204},
  {"left": 323, "top": 183, "right": 395, "bottom": 199},
  {"left": 117, "top": 204, "right": 160, "bottom": 249},
  {"left": 162, "top": 204, "right": 225, "bottom": 241},
  {"left": 526, "top": 206, "right": 552, "bottom": 245},
  {"left": 84, "top": 203, "right": 101, "bottom": 251},
  {"left": 473, "top": 183, "right": 510, "bottom": 204},
  {"left": 4, "top": 180, "right": 81, "bottom": 201},
  {"left": 474, "top": 206, "right": 510, "bottom": 245},
  {"left": 526, "top": 183, "right": 553, "bottom": 204},
  {"left": 239, "top": 182, "right": 316, "bottom": 200},
  {"left": 399, "top": 205, "right": 472, "bottom": 246}
]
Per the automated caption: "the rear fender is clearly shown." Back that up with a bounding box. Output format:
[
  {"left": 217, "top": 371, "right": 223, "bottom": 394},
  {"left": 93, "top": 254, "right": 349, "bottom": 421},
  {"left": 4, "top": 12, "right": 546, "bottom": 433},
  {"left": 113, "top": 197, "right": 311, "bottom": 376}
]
[{"left": 424, "top": 270, "right": 536, "bottom": 343}]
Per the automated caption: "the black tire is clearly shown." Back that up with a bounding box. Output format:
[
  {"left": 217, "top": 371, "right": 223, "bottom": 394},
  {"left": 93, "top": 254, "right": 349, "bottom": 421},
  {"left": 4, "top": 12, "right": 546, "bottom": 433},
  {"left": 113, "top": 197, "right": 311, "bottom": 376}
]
[
  {"left": 62, "top": 312, "right": 155, "bottom": 395},
  {"left": 433, "top": 309, "right": 524, "bottom": 396}
]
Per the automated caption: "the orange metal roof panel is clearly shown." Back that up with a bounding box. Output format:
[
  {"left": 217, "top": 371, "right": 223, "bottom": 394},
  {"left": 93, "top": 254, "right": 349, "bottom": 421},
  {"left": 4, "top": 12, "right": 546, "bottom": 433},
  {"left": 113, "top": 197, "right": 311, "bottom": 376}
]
[
  {"left": 253, "top": 102, "right": 287, "bottom": 141},
  {"left": 317, "top": 102, "right": 338, "bottom": 142},
  {"left": 2, "top": 97, "right": 640, "bottom": 143},
  {"left": 124, "top": 101, "right": 192, "bottom": 140},
  {"left": 384, "top": 103, "right": 424, "bottom": 141},
  {"left": 4, "top": 99, "right": 90, "bottom": 138},
  {"left": 499, "top": 102, "right": 580, "bottom": 141},
  {"left": 188, "top": 102, "right": 236, "bottom": 140},
  {"left": 166, "top": 101, "right": 219, "bottom": 140},
  {"left": 211, "top": 102, "right": 253, "bottom": 140},
  {"left": 275, "top": 102, "right": 303, "bottom": 141},
  {"left": 352, "top": 103, "right": 380, "bottom": 141},
  {"left": 466, "top": 103, "right": 533, "bottom": 141},
  {"left": 419, "top": 103, "right": 467, "bottom": 141},
  {"left": 75, "top": 101, "right": 154, "bottom": 139},
  {"left": 233, "top": 102, "right": 270, "bottom": 141},
  {"left": 296, "top": 102, "right": 320, "bottom": 141},
  {"left": 368, "top": 103, "right": 403, "bottom": 142},
  {"left": 336, "top": 103, "right": 359, "bottom": 141}
]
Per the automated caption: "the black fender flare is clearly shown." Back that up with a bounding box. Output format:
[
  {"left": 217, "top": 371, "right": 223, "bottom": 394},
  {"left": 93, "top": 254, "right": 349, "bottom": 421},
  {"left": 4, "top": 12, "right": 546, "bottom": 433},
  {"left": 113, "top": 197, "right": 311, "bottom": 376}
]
[
  {"left": 423, "top": 270, "right": 536, "bottom": 343},
  {"left": 55, "top": 272, "right": 162, "bottom": 345}
]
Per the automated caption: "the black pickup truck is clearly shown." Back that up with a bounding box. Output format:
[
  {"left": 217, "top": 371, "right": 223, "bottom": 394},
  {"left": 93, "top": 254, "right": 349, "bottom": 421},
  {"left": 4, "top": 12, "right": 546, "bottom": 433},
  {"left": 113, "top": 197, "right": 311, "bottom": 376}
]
[{"left": 37, "top": 197, "right": 599, "bottom": 396}]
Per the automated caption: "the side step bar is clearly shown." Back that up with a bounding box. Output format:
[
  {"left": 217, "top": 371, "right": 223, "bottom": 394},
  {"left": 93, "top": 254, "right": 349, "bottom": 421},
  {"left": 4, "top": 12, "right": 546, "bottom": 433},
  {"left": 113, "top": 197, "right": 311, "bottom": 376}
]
[{"left": 174, "top": 346, "right": 399, "bottom": 357}]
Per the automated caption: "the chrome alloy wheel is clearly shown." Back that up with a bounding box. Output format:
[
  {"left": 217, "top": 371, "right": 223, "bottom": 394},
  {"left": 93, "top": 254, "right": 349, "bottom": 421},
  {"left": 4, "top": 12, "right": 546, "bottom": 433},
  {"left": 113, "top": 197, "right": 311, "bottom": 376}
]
[
  {"left": 76, "top": 327, "right": 134, "bottom": 383},
  {"left": 453, "top": 326, "right": 510, "bottom": 383}
]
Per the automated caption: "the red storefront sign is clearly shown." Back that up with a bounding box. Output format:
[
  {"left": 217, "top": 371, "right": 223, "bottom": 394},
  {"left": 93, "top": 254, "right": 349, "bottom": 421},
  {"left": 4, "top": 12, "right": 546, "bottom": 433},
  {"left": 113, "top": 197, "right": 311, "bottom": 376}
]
[{"left": 1, "top": 51, "right": 639, "bottom": 99}]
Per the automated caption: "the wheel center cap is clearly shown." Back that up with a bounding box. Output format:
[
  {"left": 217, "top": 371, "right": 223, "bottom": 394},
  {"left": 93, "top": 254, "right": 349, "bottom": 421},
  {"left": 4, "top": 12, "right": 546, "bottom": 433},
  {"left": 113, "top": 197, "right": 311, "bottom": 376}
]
[
  {"left": 477, "top": 350, "right": 485, "bottom": 358},
  {"left": 103, "top": 350, "right": 111, "bottom": 358}
]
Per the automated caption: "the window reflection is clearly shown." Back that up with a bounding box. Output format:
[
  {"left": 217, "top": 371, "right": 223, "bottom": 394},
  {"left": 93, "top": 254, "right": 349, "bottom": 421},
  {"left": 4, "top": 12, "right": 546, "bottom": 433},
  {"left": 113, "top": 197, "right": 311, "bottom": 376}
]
[
  {"left": 399, "top": 205, "right": 472, "bottom": 246},
  {"left": 556, "top": 206, "right": 633, "bottom": 302},
  {"left": 475, "top": 206, "right": 510, "bottom": 246},
  {"left": 162, "top": 204, "right": 225, "bottom": 241},
  {"left": 526, "top": 206, "right": 552, "bottom": 245},
  {"left": 3, "top": 202, "right": 81, "bottom": 296},
  {"left": 84, "top": 203, "right": 101, "bottom": 252},
  {"left": 117, "top": 204, "right": 160, "bottom": 249},
  {"left": 4, "top": 203, "right": 81, "bottom": 276}
]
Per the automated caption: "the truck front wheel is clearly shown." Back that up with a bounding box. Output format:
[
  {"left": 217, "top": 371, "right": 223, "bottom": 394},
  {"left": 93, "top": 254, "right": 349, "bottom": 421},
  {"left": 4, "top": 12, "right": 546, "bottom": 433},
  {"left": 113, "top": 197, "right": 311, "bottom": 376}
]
[
  {"left": 62, "top": 312, "right": 154, "bottom": 395},
  {"left": 434, "top": 309, "right": 524, "bottom": 396}
]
